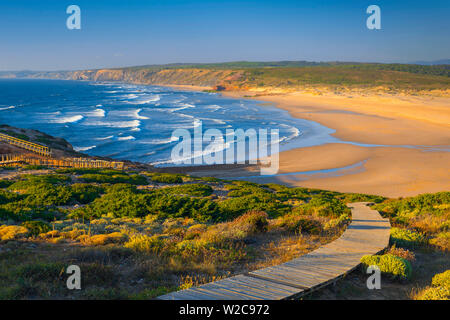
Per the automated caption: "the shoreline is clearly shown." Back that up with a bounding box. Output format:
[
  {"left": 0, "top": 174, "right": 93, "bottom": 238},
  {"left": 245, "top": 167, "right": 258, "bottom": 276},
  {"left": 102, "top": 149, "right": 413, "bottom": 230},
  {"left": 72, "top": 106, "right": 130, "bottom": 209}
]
[
  {"left": 120, "top": 82, "right": 450, "bottom": 198},
  {"left": 3, "top": 78, "right": 449, "bottom": 197},
  {"left": 161, "top": 86, "right": 448, "bottom": 198},
  {"left": 216, "top": 90, "right": 450, "bottom": 197}
]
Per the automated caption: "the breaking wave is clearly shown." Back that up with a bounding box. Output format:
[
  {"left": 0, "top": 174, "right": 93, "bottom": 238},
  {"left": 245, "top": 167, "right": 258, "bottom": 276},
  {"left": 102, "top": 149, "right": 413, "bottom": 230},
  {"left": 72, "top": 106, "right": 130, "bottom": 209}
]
[{"left": 49, "top": 115, "right": 84, "bottom": 124}]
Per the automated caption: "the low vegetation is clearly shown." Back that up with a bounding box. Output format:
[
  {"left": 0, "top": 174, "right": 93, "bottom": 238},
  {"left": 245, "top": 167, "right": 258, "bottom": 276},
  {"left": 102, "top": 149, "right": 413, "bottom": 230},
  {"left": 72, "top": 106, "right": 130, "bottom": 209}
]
[
  {"left": 311, "top": 192, "right": 449, "bottom": 300},
  {"left": 0, "top": 166, "right": 356, "bottom": 299},
  {"left": 18, "top": 62, "right": 450, "bottom": 96},
  {"left": 414, "top": 270, "right": 450, "bottom": 300},
  {"left": 374, "top": 192, "right": 450, "bottom": 251},
  {"left": 360, "top": 254, "right": 412, "bottom": 280},
  {"left": 0, "top": 164, "right": 447, "bottom": 300}
]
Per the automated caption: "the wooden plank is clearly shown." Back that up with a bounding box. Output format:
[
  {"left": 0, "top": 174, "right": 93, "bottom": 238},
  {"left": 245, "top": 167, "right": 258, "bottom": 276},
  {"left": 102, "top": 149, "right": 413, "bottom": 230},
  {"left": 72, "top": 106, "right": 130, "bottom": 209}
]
[
  {"left": 225, "top": 275, "right": 301, "bottom": 295},
  {"left": 250, "top": 267, "right": 325, "bottom": 288},
  {"left": 157, "top": 202, "right": 391, "bottom": 300},
  {"left": 282, "top": 261, "right": 350, "bottom": 276}
]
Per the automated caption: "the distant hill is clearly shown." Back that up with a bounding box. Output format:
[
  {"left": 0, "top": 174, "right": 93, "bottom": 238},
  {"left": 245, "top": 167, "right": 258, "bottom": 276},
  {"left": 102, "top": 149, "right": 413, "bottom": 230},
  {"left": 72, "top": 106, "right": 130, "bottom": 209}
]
[
  {"left": 1, "top": 61, "right": 449, "bottom": 94},
  {"left": 409, "top": 59, "right": 450, "bottom": 66}
]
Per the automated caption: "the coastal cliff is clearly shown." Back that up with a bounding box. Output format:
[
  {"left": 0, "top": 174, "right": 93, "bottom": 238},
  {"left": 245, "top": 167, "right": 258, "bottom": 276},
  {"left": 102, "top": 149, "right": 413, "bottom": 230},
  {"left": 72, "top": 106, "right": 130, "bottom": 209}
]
[
  {"left": 2, "top": 62, "right": 449, "bottom": 96},
  {"left": 18, "top": 68, "right": 242, "bottom": 89}
]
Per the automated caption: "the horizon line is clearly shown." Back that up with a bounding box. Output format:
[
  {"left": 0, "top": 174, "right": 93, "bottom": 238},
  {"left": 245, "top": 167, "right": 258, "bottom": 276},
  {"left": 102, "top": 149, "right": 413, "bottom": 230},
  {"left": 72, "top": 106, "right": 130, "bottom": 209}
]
[{"left": 2, "top": 58, "right": 450, "bottom": 73}]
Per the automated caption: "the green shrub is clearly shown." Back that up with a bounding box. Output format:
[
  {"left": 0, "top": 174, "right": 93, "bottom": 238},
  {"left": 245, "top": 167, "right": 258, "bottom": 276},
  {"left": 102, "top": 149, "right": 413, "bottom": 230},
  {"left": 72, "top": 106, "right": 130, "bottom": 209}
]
[
  {"left": 146, "top": 193, "right": 220, "bottom": 222},
  {"left": 23, "top": 165, "right": 48, "bottom": 170},
  {"left": 158, "top": 183, "right": 213, "bottom": 197},
  {"left": 71, "top": 183, "right": 220, "bottom": 222},
  {"left": 415, "top": 286, "right": 450, "bottom": 300},
  {"left": 151, "top": 173, "right": 183, "bottom": 184},
  {"left": 19, "top": 184, "right": 73, "bottom": 206},
  {"left": 16, "top": 262, "right": 66, "bottom": 282},
  {"left": 431, "top": 270, "right": 450, "bottom": 288},
  {"left": 0, "top": 225, "right": 30, "bottom": 241},
  {"left": 297, "top": 218, "right": 323, "bottom": 234},
  {"left": 0, "top": 203, "right": 60, "bottom": 222},
  {"left": 386, "top": 245, "right": 416, "bottom": 262},
  {"left": 195, "top": 177, "right": 221, "bottom": 183},
  {"left": 390, "top": 227, "right": 426, "bottom": 248},
  {"left": 21, "top": 221, "right": 51, "bottom": 236},
  {"left": 295, "top": 194, "right": 349, "bottom": 218},
  {"left": 71, "top": 184, "right": 149, "bottom": 219},
  {"left": 0, "top": 180, "right": 14, "bottom": 188},
  {"left": 218, "top": 193, "right": 288, "bottom": 220},
  {"left": 71, "top": 183, "right": 103, "bottom": 204},
  {"left": 79, "top": 173, "right": 147, "bottom": 185},
  {"left": 415, "top": 270, "right": 450, "bottom": 300},
  {"left": 0, "top": 190, "right": 23, "bottom": 204},
  {"left": 0, "top": 166, "right": 17, "bottom": 171},
  {"left": 429, "top": 232, "right": 450, "bottom": 251},
  {"left": 230, "top": 210, "right": 268, "bottom": 234},
  {"left": 226, "top": 183, "right": 271, "bottom": 198},
  {"left": 360, "top": 254, "right": 412, "bottom": 280},
  {"left": 274, "top": 214, "right": 323, "bottom": 234},
  {"left": 324, "top": 214, "right": 351, "bottom": 231},
  {"left": 8, "top": 175, "right": 70, "bottom": 192},
  {"left": 340, "top": 193, "right": 385, "bottom": 204},
  {"left": 374, "top": 192, "right": 450, "bottom": 219},
  {"left": 56, "top": 168, "right": 123, "bottom": 175},
  {"left": 124, "top": 234, "right": 165, "bottom": 253}
]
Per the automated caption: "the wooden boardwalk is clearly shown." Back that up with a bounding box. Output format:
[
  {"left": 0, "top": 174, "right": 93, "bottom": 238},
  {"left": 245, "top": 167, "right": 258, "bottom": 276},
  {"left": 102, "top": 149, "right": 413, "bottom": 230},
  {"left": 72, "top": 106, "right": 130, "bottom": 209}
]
[
  {"left": 158, "top": 202, "right": 391, "bottom": 300},
  {"left": 0, "top": 133, "right": 125, "bottom": 169},
  {"left": 0, "top": 153, "right": 125, "bottom": 170},
  {"left": 0, "top": 133, "right": 51, "bottom": 157}
]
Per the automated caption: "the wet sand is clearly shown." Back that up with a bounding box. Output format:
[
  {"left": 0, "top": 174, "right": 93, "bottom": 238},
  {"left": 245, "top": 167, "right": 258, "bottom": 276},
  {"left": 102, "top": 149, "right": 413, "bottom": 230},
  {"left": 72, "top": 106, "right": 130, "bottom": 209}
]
[
  {"left": 218, "top": 91, "right": 450, "bottom": 197},
  {"left": 203, "top": 90, "right": 450, "bottom": 198}
]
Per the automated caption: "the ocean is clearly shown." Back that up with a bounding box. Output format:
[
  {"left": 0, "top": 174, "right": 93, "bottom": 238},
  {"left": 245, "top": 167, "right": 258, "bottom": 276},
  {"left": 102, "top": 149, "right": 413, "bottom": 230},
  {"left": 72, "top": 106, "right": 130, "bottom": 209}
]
[{"left": 0, "top": 79, "right": 339, "bottom": 166}]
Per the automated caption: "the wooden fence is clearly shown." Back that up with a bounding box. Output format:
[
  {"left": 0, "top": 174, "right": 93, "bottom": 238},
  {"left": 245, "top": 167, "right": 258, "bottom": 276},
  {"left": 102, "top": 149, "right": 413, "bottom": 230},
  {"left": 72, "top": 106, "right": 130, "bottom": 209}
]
[
  {"left": 0, "top": 133, "right": 51, "bottom": 157},
  {"left": 0, "top": 154, "right": 125, "bottom": 170}
]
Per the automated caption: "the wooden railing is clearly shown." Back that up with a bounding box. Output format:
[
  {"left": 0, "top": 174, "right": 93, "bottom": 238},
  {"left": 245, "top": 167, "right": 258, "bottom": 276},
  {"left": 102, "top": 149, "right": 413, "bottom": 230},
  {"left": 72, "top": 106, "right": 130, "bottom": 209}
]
[
  {"left": 0, "top": 133, "right": 51, "bottom": 157},
  {"left": 0, "top": 153, "right": 125, "bottom": 170}
]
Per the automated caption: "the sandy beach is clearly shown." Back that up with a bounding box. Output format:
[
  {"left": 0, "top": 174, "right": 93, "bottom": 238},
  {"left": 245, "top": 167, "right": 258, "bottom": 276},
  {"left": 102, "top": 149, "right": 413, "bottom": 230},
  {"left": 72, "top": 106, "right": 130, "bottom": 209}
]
[{"left": 182, "top": 88, "right": 450, "bottom": 198}]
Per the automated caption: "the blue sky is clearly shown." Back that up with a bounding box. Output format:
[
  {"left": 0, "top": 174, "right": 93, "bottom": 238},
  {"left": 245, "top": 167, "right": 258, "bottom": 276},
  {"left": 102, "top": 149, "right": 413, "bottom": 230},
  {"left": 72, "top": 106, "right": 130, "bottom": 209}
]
[{"left": 0, "top": 0, "right": 449, "bottom": 70}]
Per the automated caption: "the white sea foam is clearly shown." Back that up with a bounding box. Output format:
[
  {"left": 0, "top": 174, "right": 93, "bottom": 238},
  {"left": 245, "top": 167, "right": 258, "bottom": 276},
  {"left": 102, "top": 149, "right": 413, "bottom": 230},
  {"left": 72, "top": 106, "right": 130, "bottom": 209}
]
[
  {"left": 278, "top": 124, "right": 301, "bottom": 143},
  {"left": 118, "top": 136, "right": 135, "bottom": 141},
  {"left": 152, "top": 138, "right": 230, "bottom": 166},
  {"left": 134, "top": 109, "right": 149, "bottom": 120},
  {"left": 200, "top": 117, "right": 226, "bottom": 125},
  {"left": 193, "top": 119, "right": 202, "bottom": 128},
  {"left": 39, "top": 111, "right": 61, "bottom": 116},
  {"left": 205, "top": 104, "right": 223, "bottom": 111},
  {"left": 123, "top": 94, "right": 139, "bottom": 100},
  {"left": 85, "top": 108, "right": 106, "bottom": 117},
  {"left": 108, "top": 108, "right": 149, "bottom": 120},
  {"left": 95, "top": 135, "right": 114, "bottom": 141},
  {"left": 84, "top": 120, "right": 141, "bottom": 128},
  {"left": 50, "top": 115, "right": 84, "bottom": 123},
  {"left": 0, "top": 106, "right": 15, "bottom": 111},
  {"left": 179, "top": 103, "right": 195, "bottom": 109},
  {"left": 138, "top": 95, "right": 160, "bottom": 104},
  {"left": 139, "top": 136, "right": 179, "bottom": 145},
  {"left": 288, "top": 126, "right": 301, "bottom": 139},
  {"left": 74, "top": 145, "right": 96, "bottom": 151}
]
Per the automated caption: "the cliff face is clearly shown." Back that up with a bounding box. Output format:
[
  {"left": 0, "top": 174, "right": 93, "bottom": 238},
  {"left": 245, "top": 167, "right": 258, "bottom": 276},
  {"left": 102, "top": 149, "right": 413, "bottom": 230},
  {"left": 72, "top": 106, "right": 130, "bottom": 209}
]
[
  {"left": 36, "top": 68, "right": 244, "bottom": 89},
  {"left": 4, "top": 64, "right": 448, "bottom": 96}
]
